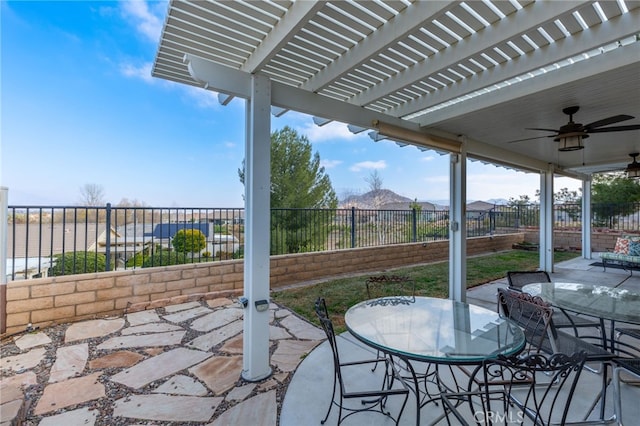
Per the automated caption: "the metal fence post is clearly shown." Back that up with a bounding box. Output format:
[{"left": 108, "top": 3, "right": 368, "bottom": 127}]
[
  {"left": 350, "top": 207, "right": 356, "bottom": 248},
  {"left": 105, "top": 203, "right": 111, "bottom": 271},
  {"left": 412, "top": 208, "right": 417, "bottom": 242},
  {"left": 1, "top": 187, "right": 8, "bottom": 334}
]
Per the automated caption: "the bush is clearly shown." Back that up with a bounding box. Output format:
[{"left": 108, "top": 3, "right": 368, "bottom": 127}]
[
  {"left": 172, "top": 229, "right": 206, "bottom": 253},
  {"left": 142, "top": 249, "right": 188, "bottom": 267},
  {"left": 50, "top": 251, "right": 107, "bottom": 276},
  {"left": 202, "top": 251, "right": 212, "bottom": 258}
]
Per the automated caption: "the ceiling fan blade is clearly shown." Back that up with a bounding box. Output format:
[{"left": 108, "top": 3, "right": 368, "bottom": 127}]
[
  {"left": 507, "top": 134, "right": 556, "bottom": 143},
  {"left": 584, "top": 114, "right": 634, "bottom": 130},
  {"left": 525, "top": 127, "right": 559, "bottom": 132},
  {"left": 588, "top": 124, "right": 640, "bottom": 133}
]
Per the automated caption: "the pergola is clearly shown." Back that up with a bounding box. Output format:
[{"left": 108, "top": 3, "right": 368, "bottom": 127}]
[{"left": 152, "top": 0, "right": 640, "bottom": 380}]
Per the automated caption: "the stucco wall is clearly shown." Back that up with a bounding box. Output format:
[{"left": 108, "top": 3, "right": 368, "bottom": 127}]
[{"left": 3, "top": 233, "right": 523, "bottom": 335}]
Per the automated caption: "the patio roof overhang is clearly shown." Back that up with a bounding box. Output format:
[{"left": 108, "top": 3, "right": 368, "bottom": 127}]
[
  {"left": 151, "top": 0, "right": 640, "bottom": 381},
  {"left": 152, "top": 0, "right": 640, "bottom": 177}
]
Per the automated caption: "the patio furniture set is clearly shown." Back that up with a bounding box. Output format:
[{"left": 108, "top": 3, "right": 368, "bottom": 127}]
[{"left": 314, "top": 272, "right": 640, "bottom": 425}]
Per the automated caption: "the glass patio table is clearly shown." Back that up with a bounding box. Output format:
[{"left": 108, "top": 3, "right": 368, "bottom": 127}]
[
  {"left": 345, "top": 296, "right": 525, "bottom": 425},
  {"left": 522, "top": 282, "right": 640, "bottom": 352}
]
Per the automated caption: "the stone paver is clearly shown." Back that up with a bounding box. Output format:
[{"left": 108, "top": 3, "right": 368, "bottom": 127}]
[
  {"left": 88, "top": 351, "right": 144, "bottom": 370},
  {"left": 0, "top": 297, "right": 327, "bottom": 425},
  {"left": 153, "top": 374, "right": 209, "bottom": 396},
  {"left": 14, "top": 332, "right": 51, "bottom": 350},
  {"left": 209, "top": 390, "right": 276, "bottom": 426},
  {"left": 187, "top": 320, "right": 243, "bottom": 351},
  {"left": 120, "top": 322, "right": 183, "bottom": 335},
  {"left": 65, "top": 318, "right": 125, "bottom": 343},
  {"left": 270, "top": 324, "right": 292, "bottom": 340},
  {"left": 0, "top": 347, "right": 46, "bottom": 372},
  {"left": 126, "top": 310, "right": 161, "bottom": 326},
  {"left": 207, "top": 298, "right": 234, "bottom": 308},
  {"left": 279, "top": 314, "right": 325, "bottom": 340},
  {"left": 272, "top": 340, "right": 321, "bottom": 372},
  {"left": 162, "top": 306, "right": 212, "bottom": 323},
  {"left": 189, "top": 355, "right": 243, "bottom": 395},
  {"left": 38, "top": 407, "right": 98, "bottom": 426},
  {"left": 219, "top": 334, "right": 243, "bottom": 354},
  {"left": 96, "top": 330, "right": 186, "bottom": 350},
  {"left": 34, "top": 372, "right": 105, "bottom": 415},
  {"left": 48, "top": 343, "right": 88, "bottom": 383},
  {"left": 225, "top": 383, "right": 256, "bottom": 402},
  {"left": 111, "top": 347, "right": 212, "bottom": 389},
  {"left": 163, "top": 301, "right": 201, "bottom": 313},
  {"left": 113, "top": 394, "right": 222, "bottom": 422},
  {"left": 190, "top": 308, "right": 243, "bottom": 332}
]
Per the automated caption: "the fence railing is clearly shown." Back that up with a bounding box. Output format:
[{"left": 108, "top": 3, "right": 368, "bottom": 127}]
[{"left": 6, "top": 202, "right": 640, "bottom": 280}]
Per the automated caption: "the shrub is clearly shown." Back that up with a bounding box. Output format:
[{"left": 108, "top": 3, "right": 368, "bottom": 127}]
[
  {"left": 50, "top": 251, "right": 107, "bottom": 276},
  {"left": 142, "top": 249, "right": 188, "bottom": 267},
  {"left": 172, "top": 229, "right": 206, "bottom": 253}
]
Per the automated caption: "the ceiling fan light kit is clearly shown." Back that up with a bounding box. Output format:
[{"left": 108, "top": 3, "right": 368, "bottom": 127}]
[
  {"left": 626, "top": 153, "right": 640, "bottom": 179},
  {"left": 556, "top": 133, "right": 586, "bottom": 151},
  {"left": 511, "top": 106, "right": 640, "bottom": 152}
]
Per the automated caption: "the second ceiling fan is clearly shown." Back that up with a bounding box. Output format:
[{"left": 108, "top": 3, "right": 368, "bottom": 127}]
[{"left": 508, "top": 106, "right": 640, "bottom": 151}]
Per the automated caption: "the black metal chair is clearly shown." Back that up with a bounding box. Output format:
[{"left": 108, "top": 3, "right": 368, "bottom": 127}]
[
  {"left": 614, "top": 327, "right": 640, "bottom": 357},
  {"left": 612, "top": 357, "right": 640, "bottom": 426},
  {"left": 498, "top": 288, "right": 616, "bottom": 422},
  {"left": 441, "top": 351, "right": 589, "bottom": 426},
  {"left": 506, "top": 270, "right": 603, "bottom": 338},
  {"left": 365, "top": 275, "right": 416, "bottom": 371},
  {"left": 314, "top": 297, "right": 409, "bottom": 426}
]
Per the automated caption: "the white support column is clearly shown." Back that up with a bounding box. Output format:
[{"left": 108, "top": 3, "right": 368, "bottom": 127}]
[
  {"left": 449, "top": 149, "right": 467, "bottom": 302},
  {"left": 1, "top": 187, "right": 8, "bottom": 334},
  {"left": 539, "top": 168, "right": 554, "bottom": 272},
  {"left": 582, "top": 178, "right": 592, "bottom": 260},
  {"left": 242, "top": 74, "right": 272, "bottom": 382}
]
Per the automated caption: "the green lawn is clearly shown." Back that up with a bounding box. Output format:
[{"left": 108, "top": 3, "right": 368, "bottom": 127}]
[{"left": 271, "top": 249, "right": 580, "bottom": 333}]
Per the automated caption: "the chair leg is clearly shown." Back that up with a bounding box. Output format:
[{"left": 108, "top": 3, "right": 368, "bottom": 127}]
[{"left": 321, "top": 373, "right": 338, "bottom": 424}]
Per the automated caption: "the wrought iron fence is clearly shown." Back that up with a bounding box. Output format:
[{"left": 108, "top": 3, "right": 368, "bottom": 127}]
[{"left": 6, "top": 202, "right": 640, "bottom": 280}]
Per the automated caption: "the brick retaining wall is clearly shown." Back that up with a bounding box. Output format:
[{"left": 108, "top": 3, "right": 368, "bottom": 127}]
[
  {"left": 523, "top": 230, "right": 626, "bottom": 252},
  {"left": 3, "top": 233, "right": 523, "bottom": 336}
]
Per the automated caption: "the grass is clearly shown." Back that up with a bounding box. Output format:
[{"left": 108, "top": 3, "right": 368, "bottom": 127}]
[{"left": 271, "top": 249, "right": 580, "bottom": 333}]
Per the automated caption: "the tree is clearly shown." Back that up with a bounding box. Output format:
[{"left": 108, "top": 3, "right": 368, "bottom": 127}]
[
  {"left": 172, "top": 229, "right": 207, "bottom": 254},
  {"left": 591, "top": 172, "right": 640, "bottom": 227},
  {"left": 79, "top": 183, "right": 105, "bottom": 206},
  {"left": 238, "top": 126, "right": 338, "bottom": 254}
]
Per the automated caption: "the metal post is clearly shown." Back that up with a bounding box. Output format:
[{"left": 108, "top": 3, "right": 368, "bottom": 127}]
[
  {"left": 1, "top": 187, "right": 8, "bottom": 334},
  {"left": 412, "top": 208, "right": 417, "bottom": 242},
  {"left": 105, "top": 203, "right": 112, "bottom": 271},
  {"left": 350, "top": 206, "right": 356, "bottom": 248}
]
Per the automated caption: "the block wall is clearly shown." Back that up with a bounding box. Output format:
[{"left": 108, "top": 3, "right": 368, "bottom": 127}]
[{"left": 3, "top": 233, "right": 523, "bottom": 335}]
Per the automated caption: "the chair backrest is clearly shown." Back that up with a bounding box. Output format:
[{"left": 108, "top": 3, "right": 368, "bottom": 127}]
[
  {"left": 473, "top": 351, "right": 587, "bottom": 425},
  {"left": 506, "top": 270, "right": 551, "bottom": 291},
  {"left": 497, "top": 288, "right": 555, "bottom": 352},
  {"left": 365, "top": 275, "right": 416, "bottom": 301},
  {"left": 314, "top": 297, "right": 342, "bottom": 377}
]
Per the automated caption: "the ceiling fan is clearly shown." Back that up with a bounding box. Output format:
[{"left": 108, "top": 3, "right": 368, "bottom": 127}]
[{"left": 508, "top": 106, "right": 640, "bottom": 151}]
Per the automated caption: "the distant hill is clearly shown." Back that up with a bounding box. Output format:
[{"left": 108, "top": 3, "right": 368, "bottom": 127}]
[{"left": 339, "top": 189, "right": 412, "bottom": 209}]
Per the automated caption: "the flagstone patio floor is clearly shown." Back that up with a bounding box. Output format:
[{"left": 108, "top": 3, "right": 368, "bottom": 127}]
[{"left": 1, "top": 297, "right": 324, "bottom": 425}]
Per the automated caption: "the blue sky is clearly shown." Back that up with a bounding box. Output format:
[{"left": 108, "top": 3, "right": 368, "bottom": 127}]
[{"left": 1, "top": 1, "right": 580, "bottom": 208}]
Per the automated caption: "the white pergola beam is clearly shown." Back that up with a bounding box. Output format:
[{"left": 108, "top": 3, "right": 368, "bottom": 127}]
[
  {"left": 242, "top": 1, "right": 326, "bottom": 73},
  {"left": 352, "top": 1, "right": 584, "bottom": 107},
  {"left": 406, "top": 10, "right": 640, "bottom": 122},
  {"left": 301, "top": 1, "right": 454, "bottom": 92},
  {"left": 418, "top": 42, "right": 640, "bottom": 127},
  {"left": 185, "top": 53, "right": 553, "bottom": 173}
]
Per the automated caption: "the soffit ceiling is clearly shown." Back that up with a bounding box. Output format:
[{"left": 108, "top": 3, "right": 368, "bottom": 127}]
[{"left": 153, "top": 0, "right": 640, "bottom": 178}]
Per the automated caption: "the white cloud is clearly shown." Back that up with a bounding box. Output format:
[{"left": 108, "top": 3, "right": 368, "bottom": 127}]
[
  {"left": 420, "top": 155, "right": 435, "bottom": 162},
  {"left": 321, "top": 159, "right": 342, "bottom": 169},
  {"left": 121, "top": 1, "right": 165, "bottom": 43},
  {"left": 299, "top": 121, "right": 361, "bottom": 143},
  {"left": 119, "top": 62, "right": 154, "bottom": 83},
  {"left": 183, "top": 85, "right": 220, "bottom": 109},
  {"left": 350, "top": 160, "right": 387, "bottom": 172}
]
